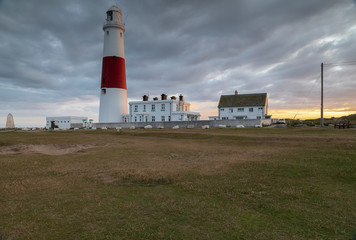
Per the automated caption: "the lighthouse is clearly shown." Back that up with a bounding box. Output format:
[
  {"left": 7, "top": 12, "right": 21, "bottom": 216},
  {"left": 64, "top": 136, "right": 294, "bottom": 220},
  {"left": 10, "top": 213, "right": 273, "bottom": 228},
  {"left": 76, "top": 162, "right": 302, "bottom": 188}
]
[{"left": 99, "top": 5, "right": 128, "bottom": 123}]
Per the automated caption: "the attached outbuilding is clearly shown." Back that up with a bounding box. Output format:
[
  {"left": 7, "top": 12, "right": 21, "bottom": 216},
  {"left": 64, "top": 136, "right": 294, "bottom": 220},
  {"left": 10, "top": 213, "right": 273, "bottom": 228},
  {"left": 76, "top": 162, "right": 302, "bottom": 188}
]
[{"left": 46, "top": 116, "right": 88, "bottom": 129}]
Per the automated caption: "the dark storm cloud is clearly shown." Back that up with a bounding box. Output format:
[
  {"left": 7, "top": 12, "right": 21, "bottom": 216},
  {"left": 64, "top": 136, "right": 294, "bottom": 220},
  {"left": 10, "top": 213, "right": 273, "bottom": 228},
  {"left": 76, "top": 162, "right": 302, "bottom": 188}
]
[
  {"left": 123, "top": 0, "right": 355, "bottom": 105},
  {"left": 0, "top": 0, "right": 355, "bottom": 121}
]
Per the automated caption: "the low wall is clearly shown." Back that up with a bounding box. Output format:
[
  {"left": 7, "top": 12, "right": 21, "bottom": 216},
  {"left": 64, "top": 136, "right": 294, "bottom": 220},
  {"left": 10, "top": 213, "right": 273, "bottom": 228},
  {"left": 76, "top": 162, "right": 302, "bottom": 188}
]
[{"left": 71, "top": 119, "right": 271, "bottom": 129}]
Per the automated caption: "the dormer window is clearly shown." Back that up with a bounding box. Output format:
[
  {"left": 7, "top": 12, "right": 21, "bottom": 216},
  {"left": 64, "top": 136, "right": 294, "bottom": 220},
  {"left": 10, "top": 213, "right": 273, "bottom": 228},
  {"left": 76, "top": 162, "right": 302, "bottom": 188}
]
[{"left": 107, "top": 11, "right": 113, "bottom": 21}]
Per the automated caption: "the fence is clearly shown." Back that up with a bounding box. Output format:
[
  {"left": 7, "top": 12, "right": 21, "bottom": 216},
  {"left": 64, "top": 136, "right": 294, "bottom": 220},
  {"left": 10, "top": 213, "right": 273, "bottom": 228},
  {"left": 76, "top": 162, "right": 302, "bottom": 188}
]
[{"left": 71, "top": 119, "right": 271, "bottom": 129}]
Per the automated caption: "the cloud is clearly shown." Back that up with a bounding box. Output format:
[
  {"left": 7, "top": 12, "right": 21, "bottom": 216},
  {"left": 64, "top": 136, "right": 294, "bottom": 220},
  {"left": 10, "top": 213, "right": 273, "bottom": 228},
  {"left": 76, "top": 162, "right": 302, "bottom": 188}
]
[{"left": 0, "top": 0, "right": 355, "bottom": 123}]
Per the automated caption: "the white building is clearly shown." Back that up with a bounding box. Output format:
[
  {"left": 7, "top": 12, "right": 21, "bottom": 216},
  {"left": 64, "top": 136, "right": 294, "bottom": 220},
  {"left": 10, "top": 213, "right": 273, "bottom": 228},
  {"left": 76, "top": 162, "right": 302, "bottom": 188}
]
[
  {"left": 127, "top": 94, "right": 200, "bottom": 123},
  {"left": 210, "top": 91, "right": 271, "bottom": 120},
  {"left": 46, "top": 116, "right": 88, "bottom": 129}
]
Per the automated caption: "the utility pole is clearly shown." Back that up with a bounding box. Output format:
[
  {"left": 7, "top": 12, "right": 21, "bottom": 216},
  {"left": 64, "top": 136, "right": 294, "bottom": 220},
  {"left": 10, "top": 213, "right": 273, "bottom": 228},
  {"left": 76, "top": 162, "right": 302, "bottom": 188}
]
[{"left": 321, "top": 63, "right": 324, "bottom": 127}]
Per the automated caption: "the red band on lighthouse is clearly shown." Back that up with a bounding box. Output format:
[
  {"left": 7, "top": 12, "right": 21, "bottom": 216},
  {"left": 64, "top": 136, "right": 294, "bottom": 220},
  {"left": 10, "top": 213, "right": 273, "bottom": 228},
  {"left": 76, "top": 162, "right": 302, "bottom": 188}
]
[{"left": 101, "top": 56, "right": 127, "bottom": 89}]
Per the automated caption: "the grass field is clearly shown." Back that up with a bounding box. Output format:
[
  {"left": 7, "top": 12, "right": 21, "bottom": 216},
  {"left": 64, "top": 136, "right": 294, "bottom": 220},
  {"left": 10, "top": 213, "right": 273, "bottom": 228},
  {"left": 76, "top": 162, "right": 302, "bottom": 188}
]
[{"left": 0, "top": 128, "right": 355, "bottom": 239}]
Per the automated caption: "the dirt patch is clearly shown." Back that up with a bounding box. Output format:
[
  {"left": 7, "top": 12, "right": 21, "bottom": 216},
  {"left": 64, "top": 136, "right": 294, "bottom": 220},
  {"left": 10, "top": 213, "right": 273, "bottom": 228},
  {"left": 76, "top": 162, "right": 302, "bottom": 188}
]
[
  {"left": 0, "top": 144, "right": 100, "bottom": 155},
  {"left": 95, "top": 169, "right": 173, "bottom": 186}
]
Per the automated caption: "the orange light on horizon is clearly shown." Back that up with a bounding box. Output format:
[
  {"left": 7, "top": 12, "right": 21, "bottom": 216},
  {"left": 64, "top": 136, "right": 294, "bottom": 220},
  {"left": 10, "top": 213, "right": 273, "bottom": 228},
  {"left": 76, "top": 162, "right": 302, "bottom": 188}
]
[
  {"left": 191, "top": 101, "right": 356, "bottom": 120},
  {"left": 270, "top": 108, "right": 356, "bottom": 120}
]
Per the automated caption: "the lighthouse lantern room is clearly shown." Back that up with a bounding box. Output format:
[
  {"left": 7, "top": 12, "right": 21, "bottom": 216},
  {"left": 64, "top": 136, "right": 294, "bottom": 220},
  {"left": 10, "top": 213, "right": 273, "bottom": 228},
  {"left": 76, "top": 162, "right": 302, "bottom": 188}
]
[{"left": 99, "top": 5, "right": 128, "bottom": 123}]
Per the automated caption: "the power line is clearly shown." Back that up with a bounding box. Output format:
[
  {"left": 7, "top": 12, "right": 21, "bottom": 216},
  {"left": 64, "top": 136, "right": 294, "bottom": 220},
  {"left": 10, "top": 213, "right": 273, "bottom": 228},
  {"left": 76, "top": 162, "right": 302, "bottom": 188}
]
[{"left": 324, "top": 60, "right": 356, "bottom": 66}]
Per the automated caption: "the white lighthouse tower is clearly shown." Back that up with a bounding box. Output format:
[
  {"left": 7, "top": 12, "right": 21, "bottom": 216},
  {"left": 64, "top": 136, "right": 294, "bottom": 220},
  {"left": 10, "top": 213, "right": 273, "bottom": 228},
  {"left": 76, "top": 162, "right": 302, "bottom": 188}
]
[{"left": 99, "top": 5, "right": 128, "bottom": 123}]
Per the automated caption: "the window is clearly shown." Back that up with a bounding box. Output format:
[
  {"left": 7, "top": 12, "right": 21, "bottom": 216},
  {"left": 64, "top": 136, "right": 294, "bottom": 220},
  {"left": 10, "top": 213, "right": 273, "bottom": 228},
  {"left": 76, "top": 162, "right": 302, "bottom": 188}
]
[
  {"left": 106, "top": 31, "right": 109, "bottom": 36},
  {"left": 258, "top": 107, "right": 263, "bottom": 111},
  {"left": 151, "top": 105, "right": 155, "bottom": 111},
  {"left": 143, "top": 105, "right": 146, "bottom": 112},
  {"left": 238, "top": 108, "right": 244, "bottom": 112},
  {"left": 220, "top": 108, "right": 224, "bottom": 111},
  {"left": 176, "top": 104, "right": 179, "bottom": 111},
  {"left": 107, "top": 11, "right": 113, "bottom": 21},
  {"left": 134, "top": 105, "right": 138, "bottom": 112},
  {"left": 249, "top": 108, "right": 253, "bottom": 112},
  {"left": 152, "top": 116, "right": 155, "bottom": 122},
  {"left": 120, "top": 32, "right": 123, "bottom": 37},
  {"left": 229, "top": 108, "right": 233, "bottom": 113},
  {"left": 101, "top": 89, "right": 106, "bottom": 94},
  {"left": 134, "top": 116, "right": 137, "bottom": 122},
  {"left": 257, "top": 116, "right": 261, "bottom": 119},
  {"left": 161, "top": 104, "right": 165, "bottom": 111},
  {"left": 139, "top": 116, "right": 142, "bottom": 122},
  {"left": 168, "top": 116, "right": 171, "bottom": 121},
  {"left": 161, "top": 116, "right": 165, "bottom": 121},
  {"left": 222, "top": 117, "right": 227, "bottom": 120}
]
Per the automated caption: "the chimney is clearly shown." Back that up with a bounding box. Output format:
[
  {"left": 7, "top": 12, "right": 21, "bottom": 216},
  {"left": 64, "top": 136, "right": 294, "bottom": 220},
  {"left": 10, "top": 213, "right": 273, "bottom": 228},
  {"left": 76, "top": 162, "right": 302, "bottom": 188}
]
[
  {"left": 143, "top": 95, "right": 148, "bottom": 101},
  {"left": 161, "top": 93, "right": 167, "bottom": 100},
  {"left": 235, "top": 90, "right": 238, "bottom": 95},
  {"left": 170, "top": 96, "right": 176, "bottom": 100},
  {"left": 179, "top": 94, "right": 183, "bottom": 101},
  {"left": 153, "top": 97, "right": 158, "bottom": 101}
]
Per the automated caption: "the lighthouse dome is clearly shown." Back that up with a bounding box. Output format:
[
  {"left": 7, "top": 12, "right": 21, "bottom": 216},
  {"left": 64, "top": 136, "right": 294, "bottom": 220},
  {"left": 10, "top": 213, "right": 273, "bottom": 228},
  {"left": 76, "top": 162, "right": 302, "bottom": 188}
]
[{"left": 108, "top": 5, "right": 122, "bottom": 13}]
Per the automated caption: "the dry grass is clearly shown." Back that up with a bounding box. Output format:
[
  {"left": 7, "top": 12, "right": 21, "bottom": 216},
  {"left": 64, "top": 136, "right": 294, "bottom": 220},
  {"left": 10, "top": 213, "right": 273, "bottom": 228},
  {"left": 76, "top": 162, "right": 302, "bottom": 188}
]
[{"left": 0, "top": 128, "right": 355, "bottom": 239}]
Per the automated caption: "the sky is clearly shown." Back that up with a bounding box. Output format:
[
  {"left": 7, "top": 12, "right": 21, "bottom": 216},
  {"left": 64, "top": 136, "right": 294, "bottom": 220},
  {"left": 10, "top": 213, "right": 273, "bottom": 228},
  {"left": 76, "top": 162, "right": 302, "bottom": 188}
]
[{"left": 1, "top": 0, "right": 356, "bottom": 127}]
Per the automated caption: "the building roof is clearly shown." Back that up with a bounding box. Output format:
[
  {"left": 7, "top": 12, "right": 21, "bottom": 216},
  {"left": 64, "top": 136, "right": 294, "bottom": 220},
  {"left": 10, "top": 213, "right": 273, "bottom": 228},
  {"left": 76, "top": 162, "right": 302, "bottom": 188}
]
[{"left": 218, "top": 93, "right": 267, "bottom": 108}]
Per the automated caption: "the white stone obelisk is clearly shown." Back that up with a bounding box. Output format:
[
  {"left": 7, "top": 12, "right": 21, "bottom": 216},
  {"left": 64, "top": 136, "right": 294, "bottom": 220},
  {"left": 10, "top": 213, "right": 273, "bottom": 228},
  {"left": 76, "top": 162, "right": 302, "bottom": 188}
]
[{"left": 6, "top": 113, "right": 15, "bottom": 128}]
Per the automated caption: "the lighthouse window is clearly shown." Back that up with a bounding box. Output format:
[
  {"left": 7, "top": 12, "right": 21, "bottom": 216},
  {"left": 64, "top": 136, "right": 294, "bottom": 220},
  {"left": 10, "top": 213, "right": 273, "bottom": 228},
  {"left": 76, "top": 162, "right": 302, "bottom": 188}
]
[
  {"left": 107, "top": 11, "right": 113, "bottom": 21},
  {"left": 106, "top": 31, "right": 109, "bottom": 36},
  {"left": 102, "top": 89, "right": 106, "bottom": 94},
  {"left": 120, "top": 32, "right": 122, "bottom": 37}
]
